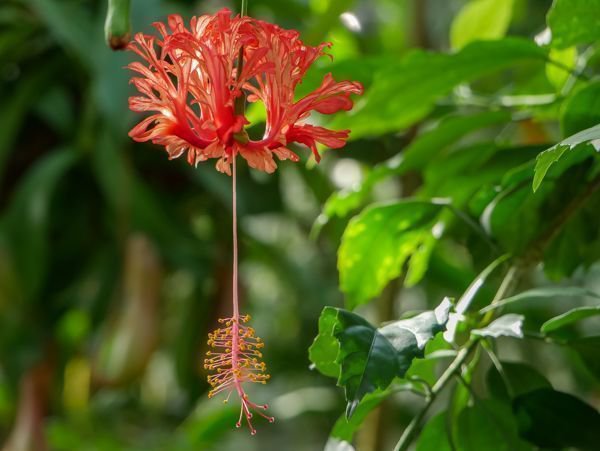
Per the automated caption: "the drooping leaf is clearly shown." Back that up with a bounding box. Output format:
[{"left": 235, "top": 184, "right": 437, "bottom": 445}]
[
  {"left": 480, "top": 286, "right": 600, "bottom": 313},
  {"left": 450, "top": 0, "right": 514, "bottom": 50},
  {"left": 415, "top": 412, "right": 453, "bottom": 451},
  {"left": 541, "top": 306, "right": 600, "bottom": 334},
  {"left": 457, "top": 401, "right": 533, "bottom": 451},
  {"left": 472, "top": 314, "right": 524, "bottom": 339},
  {"left": 533, "top": 123, "right": 600, "bottom": 192},
  {"left": 338, "top": 200, "right": 444, "bottom": 309},
  {"left": 329, "top": 389, "right": 392, "bottom": 442},
  {"left": 310, "top": 299, "right": 449, "bottom": 417},
  {"left": 561, "top": 80, "right": 600, "bottom": 136},
  {"left": 547, "top": 0, "right": 600, "bottom": 49},
  {"left": 513, "top": 388, "right": 600, "bottom": 450},
  {"left": 332, "top": 38, "right": 547, "bottom": 138},
  {"left": 486, "top": 361, "right": 552, "bottom": 402}
]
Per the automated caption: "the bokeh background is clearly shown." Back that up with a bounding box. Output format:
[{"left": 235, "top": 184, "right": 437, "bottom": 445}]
[{"left": 2, "top": 1, "right": 599, "bottom": 450}]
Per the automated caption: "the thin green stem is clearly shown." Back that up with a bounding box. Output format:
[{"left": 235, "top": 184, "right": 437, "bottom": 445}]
[
  {"left": 393, "top": 340, "right": 479, "bottom": 451},
  {"left": 241, "top": 0, "right": 248, "bottom": 16}
]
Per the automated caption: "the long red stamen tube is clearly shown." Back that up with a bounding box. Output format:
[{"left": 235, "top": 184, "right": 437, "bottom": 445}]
[{"left": 204, "top": 154, "right": 274, "bottom": 434}]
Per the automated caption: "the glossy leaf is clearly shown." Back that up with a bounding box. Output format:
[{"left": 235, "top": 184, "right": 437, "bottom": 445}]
[
  {"left": 561, "top": 80, "right": 600, "bottom": 136},
  {"left": 486, "top": 361, "right": 552, "bottom": 401},
  {"left": 415, "top": 412, "right": 452, "bottom": 451},
  {"left": 322, "top": 111, "right": 509, "bottom": 220},
  {"left": 472, "top": 314, "right": 524, "bottom": 339},
  {"left": 513, "top": 388, "right": 600, "bottom": 450},
  {"left": 339, "top": 201, "right": 444, "bottom": 309},
  {"left": 333, "top": 38, "right": 547, "bottom": 138},
  {"left": 541, "top": 306, "right": 600, "bottom": 334},
  {"left": 310, "top": 300, "right": 449, "bottom": 417},
  {"left": 533, "top": 124, "right": 600, "bottom": 192},
  {"left": 329, "top": 389, "right": 392, "bottom": 442},
  {"left": 457, "top": 401, "right": 532, "bottom": 451},
  {"left": 547, "top": 0, "right": 600, "bottom": 49},
  {"left": 450, "top": 0, "right": 514, "bottom": 50}
]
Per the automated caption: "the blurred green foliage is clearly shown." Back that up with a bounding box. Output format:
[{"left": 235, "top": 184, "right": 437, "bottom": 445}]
[{"left": 1, "top": 0, "right": 600, "bottom": 450}]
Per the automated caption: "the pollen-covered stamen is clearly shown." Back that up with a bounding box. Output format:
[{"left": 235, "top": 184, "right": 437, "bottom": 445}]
[{"left": 204, "top": 314, "right": 274, "bottom": 432}]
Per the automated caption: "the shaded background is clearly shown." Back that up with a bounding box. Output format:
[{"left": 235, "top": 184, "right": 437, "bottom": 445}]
[{"left": 1, "top": 1, "right": 600, "bottom": 450}]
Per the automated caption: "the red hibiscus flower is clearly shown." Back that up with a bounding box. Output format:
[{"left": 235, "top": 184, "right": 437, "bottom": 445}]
[{"left": 127, "top": 8, "right": 363, "bottom": 174}]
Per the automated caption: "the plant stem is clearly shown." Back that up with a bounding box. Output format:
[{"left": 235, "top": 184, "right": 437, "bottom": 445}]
[
  {"left": 393, "top": 339, "right": 478, "bottom": 451},
  {"left": 393, "top": 260, "right": 519, "bottom": 451},
  {"left": 232, "top": 155, "right": 239, "bottom": 320},
  {"left": 241, "top": 0, "right": 248, "bottom": 16}
]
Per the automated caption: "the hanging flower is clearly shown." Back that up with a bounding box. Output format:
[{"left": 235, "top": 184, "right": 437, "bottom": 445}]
[
  {"left": 127, "top": 8, "right": 363, "bottom": 174},
  {"left": 127, "top": 7, "right": 363, "bottom": 435}
]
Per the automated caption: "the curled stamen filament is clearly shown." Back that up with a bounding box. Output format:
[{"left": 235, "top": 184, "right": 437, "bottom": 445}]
[{"left": 204, "top": 314, "right": 274, "bottom": 434}]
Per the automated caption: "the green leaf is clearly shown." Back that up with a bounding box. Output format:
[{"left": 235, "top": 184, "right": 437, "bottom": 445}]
[
  {"left": 547, "top": 0, "right": 600, "bottom": 49},
  {"left": 480, "top": 286, "right": 600, "bottom": 313},
  {"left": 561, "top": 81, "right": 600, "bottom": 136},
  {"left": 457, "top": 401, "right": 533, "bottom": 451},
  {"left": 1, "top": 149, "right": 78, "bottom": 302},
  {"left": 308, "top": 307, "right": 341, "bottom": 378},
  {"left": 513, "top": 388, "right": 600, "bottom": 450},
  {"left": 339, "top": 200, "right": 444, "bottom": 309},
  {"left": 541, "top": 306, "right": 600, "bottom": 334},
  {"left": 472, "top": 314, "right": 524, "bottom": 339},
  {"left": 333, "top": 38, "right": 547, "bottom": 138},
  {"left": 314, "top": 299, "right": 449, "bottom": 417},
  {"left": 415, "top": 412, "right": 453, "bottom": 451},
  {"left": 569, "top": 336, "right": 600, "bottom": 380},
  {"left": 486, "top": 361, "right": 552, "bottom": 402},
  {"left": 450, "top": 0, "right": 514, "bottom": 50},
  {"left": 321, "top": 111, "right": 509, "bottom": 221},
  {"left": 330, "top": 389, "right": 392, "bottom": 442},
  {"left": 29, "top": 0, "right": 95, "bottom": 68},
  {"left": 533, "top": 125, "right": 600, "bottom": 192},
  {"left": 546, "top": 47, "right": 577, "bottom": 91}
]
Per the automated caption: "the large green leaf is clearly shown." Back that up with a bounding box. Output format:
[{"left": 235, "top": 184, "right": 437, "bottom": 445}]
[
  {"left": 309, "top": 300, "right": 450, "bottom": 417},
  {"left": 415, "top": 412, "right": 453, "bottom": 451},
  {"left": 547, "top": 0, "right": 600, "bottom": 49},
  {"left": 486, "top": 361, "right": 552, "bottom": 401},
  {"left": 541, "top": 306, "right": 600, "bottom": 334},
  {"left": 457, "top": 401, "right": 532, "bottom": 451},
  {"left": 533, "top": 124, "right": 600, "bottom": 192},
  {"left": 332, "top": 38, "right": 547, "bottom": 138},
  {"left": 561, "top": 81, "right": 600, "bottom": 136},
  {"left": 329, "top": 389, "right": 392, "bottom": 442},
  {"left": 321, "top": 111, "right": 509, "bottom": 221},
  {"left": 450, "top": 0, "right": 514, "bottom": 50},
  {"left": 513, "top": 388, "right": 600, "bottom": 450},
  {"left": 338, "top": 200, "right": 444, "bottom": 309}
]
